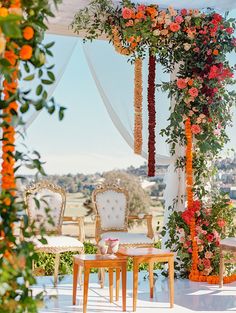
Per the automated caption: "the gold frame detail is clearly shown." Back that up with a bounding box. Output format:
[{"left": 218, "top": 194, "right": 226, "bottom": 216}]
[{"left": 24, "top": 180, "right": 66, "bottom": 235}]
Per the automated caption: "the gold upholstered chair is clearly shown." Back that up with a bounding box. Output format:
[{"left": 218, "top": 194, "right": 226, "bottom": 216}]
[
  {"left": 92, "top": 184, "right": 154, "bottom": 248},
  {"left": 24, "top": 180, "right": 84, "bottom": 285},
  {"left": 92, "top": 184, "right": 154, "bottom": 287}
]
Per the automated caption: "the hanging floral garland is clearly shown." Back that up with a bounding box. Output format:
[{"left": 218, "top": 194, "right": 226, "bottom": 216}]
[
  {"left": 147, "top": 53, "right": 156, "bottom": 176},
  {"left": 112, "top": 26, "right": 143, "bottom": 155},
  {"left": 134, "top": 58, "right": 142, "bottom": 154}
]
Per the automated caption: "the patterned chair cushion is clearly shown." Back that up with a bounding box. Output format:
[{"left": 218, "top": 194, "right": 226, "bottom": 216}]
[
  {"left": 221, "top": 237, "right": 236, "bottom": 252},
  {"left": 96, "top": 190, "right": 127, "bottom": 231},
  {"left": 99, "top": 232, "right": 154, "bottom": 245},
  {"left": 32, "top": 235, "right": 84, "bottom": 253},
  {"left": 27, "top": 188, "right": 63, "bottom": 232}
]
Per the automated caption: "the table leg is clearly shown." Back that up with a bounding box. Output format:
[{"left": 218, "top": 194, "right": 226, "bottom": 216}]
[
  {"left": 219, "top": 247, "right": 224, "bottom": 288},
  {"left": 149, "top": 261, "right": 154, "bottom": 298},
  {"left": 122, "top": 263, "right": 127, "bottom": 312},
  {"left": 116, "top": 268, "right": 120, "bottom": 301},
  {"left": 133, "top": 259, "right": 139, "bottom": 312},
  {"left": 83, "top": 267, "right": 90, "bottom": 313},
  {"left": 168, "top": 258, "right": 174, "bottom": 308},
  {"left": 109, "top": 268, "right": 113, "bottom": 303},
  {"left": 73, "top": 261, "right": 79, "bottom": 305}
]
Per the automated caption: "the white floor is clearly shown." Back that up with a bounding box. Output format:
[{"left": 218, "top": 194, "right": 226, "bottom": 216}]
[{"left": 34, "top": 271, "right": 236, "bottom": 313}]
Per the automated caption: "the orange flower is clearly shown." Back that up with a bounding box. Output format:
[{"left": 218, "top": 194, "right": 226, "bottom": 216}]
[
  {"left": 23, "top": 26, "right": 34, "bottom": 40},
  {"left": 10, "top": 0, "right": 21, "bottom": 8},
  {"left": 213, "top": 49, "right": 219, "bottom": 55},
  {"left": 0, "top": 7, "right": 9, "bottom": 17},
  {"left": 136, "top": 11, "right": 145, "bottom": 19},
  {"left": 19, "top": 45, "right": 32, "bottom": 60},
  {"left": 146, "top": 7, "right": 157, "bottom": 17},
  {"left": 188, "top": 79, "right": 194, "bottom": 86},
  {"left": 131, "top": 42, "right": 137, "bottom": 48},
  {"left": 4, "top": 50, "right": 18, "bottom": 66}
]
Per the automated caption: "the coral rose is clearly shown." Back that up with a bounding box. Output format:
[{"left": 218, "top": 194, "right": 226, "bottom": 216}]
[
  {"left": 188, "top": 87, "right": 198, "bottom": 97},
  {"left": 177, "top": 78, "right": 187, "bottom": 89},
  {"left": 205, "top": 251, "right": 213, "bottom": 259},
  {"left": 213, "top": 49, "right": 219, "bottom": 55},
  {"left": 169, "top": 22, "right": 180, "bottom": 32},
  {"left": 191, "top": 124, "right": 201, "bottom": 135},
  {"left": 203, "top": 258, "right": 211, "bottom": 268},
  {"left": 23, "top": 26, "right": 34, "bottom": 40},
  {"left": 19, "top": 45, "right": 33, "bottom": 60},
  {"left": 217, "top": 219, "right": 226, "bottom": 228},
  {"left": 122, "top": 7, "right": 133, "bottom": 19}
]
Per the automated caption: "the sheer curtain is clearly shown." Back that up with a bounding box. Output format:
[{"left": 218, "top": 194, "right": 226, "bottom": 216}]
[
  {"left": 20, "top": 34, "right": 78, "bottom": 132},
  {"left": 83, "top": 40, "right": 171, "bottom": 165}
]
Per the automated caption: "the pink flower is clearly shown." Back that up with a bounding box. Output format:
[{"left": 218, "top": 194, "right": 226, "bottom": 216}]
[
  {"left": 126, "top": 20, "right": 134, "bottom": 27},
  {"left": 181, "top": 9, "right": 187, "bottom": 16},
  {"left": 206, "top": 234, "right": 214, "bottom": 242},
  {"left": 180, "top": 236, "right": 185, "bottom": 243},
  {"left": 213, "top": 129, "right": 221, "bottom": 136},
  {"left": 217, "top": 219, "right": 226, "bottom": 228},
  {"left": 191, "top": 124, "right": 201, "bottom": 135},
  {"left": 177, "top": 78, "right": 187, "bottom": 89},
  {"left": 188, "top": 247, "right": 193, "bottom": 253},
  {"left": 232, "top": 38, "right": 236, "bottom": 47},
  {"left": 122, "top": 7, "right": 133, "bottom": 19},
  {"left": 205, "top": 251, "right": 213, "bottom": 259},
  {"left": 188, "top": 87, "right": 198, "bottom": 97},
  {"left": 175, "top": 15, "right": 184, "bottom": 24},
  {"left": 226, "top": 27, "right": 234, "bottom": 34},
  {"left": 169, "top": 22, "right": 180, "bottom": 32},
  {"left": 203, "top": 258, "right": 211, "bottom": 268},
  {"left": 137, "top": 5, "right": 145, "bottom": 11}
]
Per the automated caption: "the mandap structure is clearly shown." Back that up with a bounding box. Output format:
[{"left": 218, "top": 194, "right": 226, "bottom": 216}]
[{"left": 70, "top": 0, "right": 236, "bottom": 283}]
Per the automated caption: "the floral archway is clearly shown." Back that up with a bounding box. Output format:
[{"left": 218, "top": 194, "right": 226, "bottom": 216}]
[{"left": 72, "top": 0, "right": 236, "bottom": 283}]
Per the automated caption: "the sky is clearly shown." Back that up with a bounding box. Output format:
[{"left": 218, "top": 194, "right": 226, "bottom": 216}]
[{"left": 21, "top": 9, "right": 236, "bottom": 175}]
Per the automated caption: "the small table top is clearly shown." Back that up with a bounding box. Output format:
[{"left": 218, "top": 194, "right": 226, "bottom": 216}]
[
  {"left": 74, "top": 254, "right": 127, "bottom": 264},
  {"left": 117, "top": 247, "right": 174, "bottom": 257}
]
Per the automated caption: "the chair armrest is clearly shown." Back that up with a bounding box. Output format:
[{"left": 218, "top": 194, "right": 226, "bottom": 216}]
[
  {"left": 128, "top": 214, "right": 154, "bottom": 240},
  {"left": 63, "top": 216, "right": 85, "bottom": 242}
]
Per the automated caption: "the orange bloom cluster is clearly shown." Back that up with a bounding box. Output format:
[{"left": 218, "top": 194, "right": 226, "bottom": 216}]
[
  {"left": 23, "top": 26, "right": 34, "bottom": 40},
  {"left": 134, "top": 58, "right": 143, "bottom": 155},
  {"left": 1, "top": 67, "right": 18, "bottom": 194}
]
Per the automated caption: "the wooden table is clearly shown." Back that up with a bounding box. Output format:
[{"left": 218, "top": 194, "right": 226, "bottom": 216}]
[
  {"left": 73, "top": 254, "right": 127, "bottom": 313},
  {"left": 117, "top": 247, "right": 175, "bottom": 312}
]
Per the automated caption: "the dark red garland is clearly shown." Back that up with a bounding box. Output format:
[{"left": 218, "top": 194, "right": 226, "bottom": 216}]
[{"left": 147, "top": 53, "right": 156, "bottom": 177}]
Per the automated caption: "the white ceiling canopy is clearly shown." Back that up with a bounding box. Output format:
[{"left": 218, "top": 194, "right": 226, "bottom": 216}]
[{"left": 47, "top": 0, "right": 236, "bottom": 37}]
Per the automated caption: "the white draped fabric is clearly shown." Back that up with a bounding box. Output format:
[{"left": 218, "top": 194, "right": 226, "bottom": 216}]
[{"left": 19, "top": 35, "right": 78, "bottom": 132}]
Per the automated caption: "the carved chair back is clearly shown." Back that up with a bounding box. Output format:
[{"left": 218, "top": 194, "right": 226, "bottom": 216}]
[
  {"left": 24, "top": 180, "right": 66, "bottom": 235},
  {"left": 92, "top": 184, "right": 129, "bottom": 234}
]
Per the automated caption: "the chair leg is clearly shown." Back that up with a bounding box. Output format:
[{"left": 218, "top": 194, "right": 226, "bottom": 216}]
[
  {"left": 98, "top": 268, "right": 105, "bottom": 288},
  {"left": 54, "top": 253, "right": 60, "bottom": 286}
]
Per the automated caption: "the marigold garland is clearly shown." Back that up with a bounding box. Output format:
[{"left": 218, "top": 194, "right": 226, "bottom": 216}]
[
  {"left": 134, "top": 58, "right": 143, "bottom": 154},
  {"left": 184, "top": 118, "right": 200, "bottom": 280},
  {"left": 112, "top": 27, "right": 134, "bottom": 56},
  {"left": 147, "top": 53, "right": 156, "bottom": 177}
]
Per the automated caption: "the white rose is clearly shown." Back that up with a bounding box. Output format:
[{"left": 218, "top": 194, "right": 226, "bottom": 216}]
[
  {"left": 153, "top": 29, "right": 160, "bottom": 36},
  {"left": 183, "top": 43, "right": 191, "bottom": 51}
]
